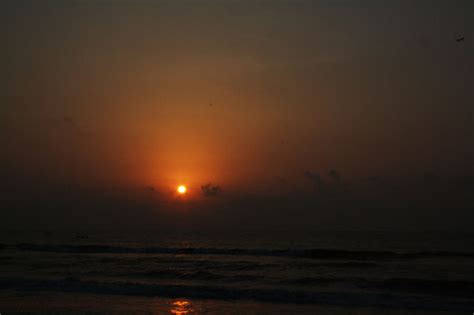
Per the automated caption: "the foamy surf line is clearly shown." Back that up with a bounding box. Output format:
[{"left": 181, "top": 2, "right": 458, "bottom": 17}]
[
  {"left": 7, "top": 243, "right": 474, "bottom": 260},
  {"left": 0, "top": 277, "right": 472, "bottom": 311}
]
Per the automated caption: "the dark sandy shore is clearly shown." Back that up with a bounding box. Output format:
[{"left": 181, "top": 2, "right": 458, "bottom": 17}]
[{"left": 0, "top": 290, "right": 457, "bottom": 315}]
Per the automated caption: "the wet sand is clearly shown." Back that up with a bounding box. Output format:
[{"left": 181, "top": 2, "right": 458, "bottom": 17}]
[{"left": 0, "top": 291, "right": 457, "bottom": 315}]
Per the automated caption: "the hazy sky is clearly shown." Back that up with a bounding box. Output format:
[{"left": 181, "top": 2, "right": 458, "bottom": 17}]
[{"left": 1, "top": 0, "right": 473, "bottom": 230}]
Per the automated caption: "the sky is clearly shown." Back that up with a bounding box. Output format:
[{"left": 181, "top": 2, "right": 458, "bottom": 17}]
[{"left": 1, "top": 0, "right": 473, "bottom": 231}]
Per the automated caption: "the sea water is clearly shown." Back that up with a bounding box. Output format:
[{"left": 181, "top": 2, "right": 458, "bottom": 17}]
[{"left": 1, "top": 230, "right": 473, "bottom": 314}]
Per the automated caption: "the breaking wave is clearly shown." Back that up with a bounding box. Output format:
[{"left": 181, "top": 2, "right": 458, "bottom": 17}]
[{"left": 9, "top": 243, "right": 474, "bottom": 260}]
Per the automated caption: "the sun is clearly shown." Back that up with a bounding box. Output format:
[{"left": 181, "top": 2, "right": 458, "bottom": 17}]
[{"left": 177, "top": 185, "right": 187, "bottom": 194}]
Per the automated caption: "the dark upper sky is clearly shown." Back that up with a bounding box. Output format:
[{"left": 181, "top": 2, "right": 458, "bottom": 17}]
[{"left": 1, "top": 0, "right": 473, "bottom": 230}]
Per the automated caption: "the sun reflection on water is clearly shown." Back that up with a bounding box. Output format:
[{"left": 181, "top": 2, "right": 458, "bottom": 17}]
[{"left": 170, "top": 299, "right": 193, "bottom": 315}]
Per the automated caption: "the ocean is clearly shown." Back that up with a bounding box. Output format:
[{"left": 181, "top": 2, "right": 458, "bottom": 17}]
[{"left": 1, "top": 230, "right": 473, "bottom": 314}]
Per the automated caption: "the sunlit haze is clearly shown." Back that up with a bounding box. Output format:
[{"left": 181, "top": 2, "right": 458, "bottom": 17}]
[{"left": 1, "top": 0, "right": 472, "bottom": 231}]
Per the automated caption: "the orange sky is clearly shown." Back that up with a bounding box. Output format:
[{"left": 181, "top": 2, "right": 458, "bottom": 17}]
[{"left": 1, "top": 0, "right": 473, "bottom": 230}]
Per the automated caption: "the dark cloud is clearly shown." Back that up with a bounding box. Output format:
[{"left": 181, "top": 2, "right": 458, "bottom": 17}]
[
  {"left": 146, "top": 186, "right": 157, "bottom": 193},
  {"left": 303, "top": 171, "right": 324, "bottom": 191},
  {"left": 201, "top": 183, "right": 222, "bottom": 197},
  {"left": 328, "top": 169, "right": 348, "bottom": 193}
]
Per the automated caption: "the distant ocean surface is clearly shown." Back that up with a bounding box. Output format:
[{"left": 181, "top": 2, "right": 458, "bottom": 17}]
[{"left": 1, "top": 230, "right": 474, "bottom": 314}]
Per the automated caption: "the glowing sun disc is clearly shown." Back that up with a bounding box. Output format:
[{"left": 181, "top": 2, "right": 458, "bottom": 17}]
[{"left": 177, "top": 185, "right": 187, "bottom": 194}]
